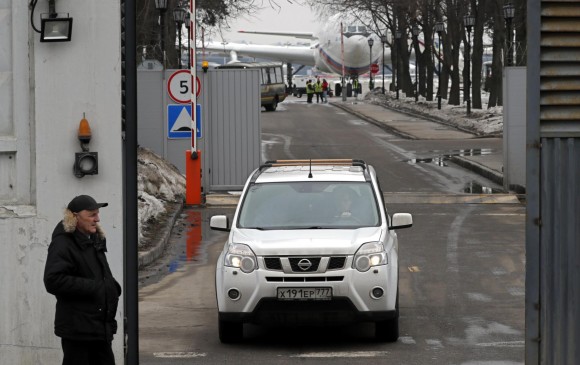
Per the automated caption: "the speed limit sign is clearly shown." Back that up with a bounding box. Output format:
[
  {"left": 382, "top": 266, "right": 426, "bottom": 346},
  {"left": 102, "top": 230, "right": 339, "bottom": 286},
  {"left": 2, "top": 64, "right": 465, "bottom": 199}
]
[{"left": 167, "top": 70, "right": 201, "bottom": 104}]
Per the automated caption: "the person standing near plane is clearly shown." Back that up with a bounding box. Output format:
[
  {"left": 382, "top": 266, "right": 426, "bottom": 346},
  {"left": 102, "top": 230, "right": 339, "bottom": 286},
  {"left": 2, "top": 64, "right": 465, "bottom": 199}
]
[
  {"left": 306, "top": 80, "right": 315, "bottom": 103},
  {"left": 353, "top": 78, "right": 360, "bottom": 97},
  {"left": 322, "top": 79, "right": 329, "bottom": 103},
  {"left": 315, "top": 78, "right": 323, "bottom": 103}
]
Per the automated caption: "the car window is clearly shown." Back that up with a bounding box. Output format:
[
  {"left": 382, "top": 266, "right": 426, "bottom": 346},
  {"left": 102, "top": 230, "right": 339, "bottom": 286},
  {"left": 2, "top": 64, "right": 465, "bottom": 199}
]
[{"left": 238, "top": 182, "right": 380, "bottom": 229}]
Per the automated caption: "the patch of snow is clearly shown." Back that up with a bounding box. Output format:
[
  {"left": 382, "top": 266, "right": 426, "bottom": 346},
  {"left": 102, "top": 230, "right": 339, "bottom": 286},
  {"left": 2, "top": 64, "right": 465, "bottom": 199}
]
[
  {"left": 137, "top": 147, "right": 185, "bottom": 246},
  {"left": 364, "top": 89, "right": 503, "bottom": 137}
]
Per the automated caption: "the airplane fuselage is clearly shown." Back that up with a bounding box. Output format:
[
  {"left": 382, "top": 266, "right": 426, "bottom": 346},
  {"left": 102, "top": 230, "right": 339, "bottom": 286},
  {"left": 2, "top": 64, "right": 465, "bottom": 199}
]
[{"left": 202, "top": 12, "right": 391, "bottom": 79}]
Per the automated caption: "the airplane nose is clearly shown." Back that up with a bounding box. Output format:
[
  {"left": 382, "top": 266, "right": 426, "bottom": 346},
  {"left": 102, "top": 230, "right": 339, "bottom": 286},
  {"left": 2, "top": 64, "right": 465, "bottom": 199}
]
[{"left": 347, "top": 38, "right": 375, "bottom": 67}]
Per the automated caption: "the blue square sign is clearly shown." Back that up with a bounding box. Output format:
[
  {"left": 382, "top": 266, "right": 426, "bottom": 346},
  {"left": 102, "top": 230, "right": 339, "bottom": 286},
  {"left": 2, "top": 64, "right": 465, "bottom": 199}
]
[{"left": 167, "top": 104, "right": 202, "bottom": 139}]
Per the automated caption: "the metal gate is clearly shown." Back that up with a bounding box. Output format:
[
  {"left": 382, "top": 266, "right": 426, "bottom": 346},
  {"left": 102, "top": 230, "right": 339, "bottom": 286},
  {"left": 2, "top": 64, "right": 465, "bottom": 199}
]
[
  {"left": 527, "top": 1, "right": 580, "bottom": 363},
  {"left": 199, "top": 68, "right": 261, "bottom": 192}
]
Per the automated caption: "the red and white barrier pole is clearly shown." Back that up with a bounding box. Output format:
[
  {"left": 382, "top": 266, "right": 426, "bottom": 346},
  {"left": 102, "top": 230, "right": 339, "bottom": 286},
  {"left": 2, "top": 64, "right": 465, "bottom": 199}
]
[{"left": 186, "top": 0, "right": 202, "bottom": 205}]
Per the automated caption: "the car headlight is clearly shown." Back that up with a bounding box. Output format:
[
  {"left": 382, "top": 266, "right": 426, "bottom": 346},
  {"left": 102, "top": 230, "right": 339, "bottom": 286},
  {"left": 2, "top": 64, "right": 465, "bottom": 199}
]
[
  {"left": 224, "top": 243, "right": 257, "bottom": 273},
  {"left": 353, "top": 242, "right": 387, "bottom": 272}
]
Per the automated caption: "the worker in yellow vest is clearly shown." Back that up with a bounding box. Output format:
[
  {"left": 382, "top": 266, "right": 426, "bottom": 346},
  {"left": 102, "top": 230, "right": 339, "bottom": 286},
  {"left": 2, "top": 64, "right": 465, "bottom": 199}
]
[
  {"left": 314, "top": 78, "right": 323, "bottom": 103},
  {"left": 306, "top": 80, "right": 315, "bottom": 103}
]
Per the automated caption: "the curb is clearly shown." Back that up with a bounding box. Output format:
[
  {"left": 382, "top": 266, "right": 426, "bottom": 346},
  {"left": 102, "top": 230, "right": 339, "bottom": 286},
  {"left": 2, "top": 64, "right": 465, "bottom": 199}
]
[
  {"left": 330, "top": 101, "right": 416, "bottom": 140},
  {"left": 138, "top": 201, "right": 184, "bottom": 269},
  {"left": 330, "top": 100, "right": 515, "bottom": 193},
  {"left": 450, "top": 156, "right": 504, "bottom": 186}
]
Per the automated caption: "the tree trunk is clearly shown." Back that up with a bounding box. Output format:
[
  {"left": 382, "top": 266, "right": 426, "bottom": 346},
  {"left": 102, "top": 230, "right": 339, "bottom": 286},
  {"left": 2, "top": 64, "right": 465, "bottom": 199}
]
[
  {"left": 487, "top": 19, "right": 503, "bottom": 108},
  {"left": 471, "top": 0, "right": 486, "bottom": 109}
]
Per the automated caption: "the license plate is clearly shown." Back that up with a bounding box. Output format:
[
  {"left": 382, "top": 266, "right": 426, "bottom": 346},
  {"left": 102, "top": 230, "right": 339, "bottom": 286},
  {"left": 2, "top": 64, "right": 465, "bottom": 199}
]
[{"left": 277, "top": 287, "right": 332, "bottom": 300}]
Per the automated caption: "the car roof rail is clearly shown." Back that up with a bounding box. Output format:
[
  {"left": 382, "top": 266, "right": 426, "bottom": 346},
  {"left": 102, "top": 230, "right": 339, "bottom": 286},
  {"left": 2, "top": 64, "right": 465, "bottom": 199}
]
[
  {"left": 262, "top": 159, "right": 367, "bottom": 169},
  {"left": 251, "top": 159, "right": 370, "bottom": 183}
]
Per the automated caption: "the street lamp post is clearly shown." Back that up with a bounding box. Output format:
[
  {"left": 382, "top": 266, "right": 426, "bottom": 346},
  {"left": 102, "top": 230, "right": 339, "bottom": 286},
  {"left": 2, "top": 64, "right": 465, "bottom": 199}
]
[
  {"left": 395, "top": 29, "right": 402, "bottom": 99},
  {"left": 173, "top": 7, "right": 187, "bottom": 69},
  {"left": 155, "top": 0, "right": 168, "bottom": 67},
  {"left": 368, "top": 38, "right": 374, "bottom": 90},
  {"left": 435, "top": 22, "right": 445, "bottom": 109},
  {"left": 503, "top": 3, "right": 515, "bottom": 66},
  {"left": 380, "top": 33, "right": 387, "bottom": 94},
  {"left": 463, "top": 14, "right": 475, "bottom": 115},
  {"left": 411, "top": 24, "right": 420, "bottom": 102}
]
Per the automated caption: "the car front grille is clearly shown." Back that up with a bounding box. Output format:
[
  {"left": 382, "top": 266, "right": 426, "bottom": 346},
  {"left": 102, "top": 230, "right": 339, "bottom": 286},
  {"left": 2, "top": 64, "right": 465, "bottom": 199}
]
[
  {"left": 328, "top": 257, "right": 346, "bottom": 270},
  {"left": 265, "top": 276, "right": 344, "bottom": 282},
  {"left": 263, "top": 256, "right": 348, "bottom": 272},
  {"left": 289, "top": 257, "right": 321, "bottom": 272},
  {"left": 264, "top": 257, "right": 283, "bottom": 270}
]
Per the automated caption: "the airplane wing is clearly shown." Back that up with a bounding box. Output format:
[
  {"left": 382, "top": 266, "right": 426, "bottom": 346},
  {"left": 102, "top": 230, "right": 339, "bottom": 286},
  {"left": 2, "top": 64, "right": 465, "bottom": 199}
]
[
  {"left": 238, "top": 30, "right": 316, "bottom": 40},
  {"left": 202, "top": 42, "right": 316, "bottom": 66}
]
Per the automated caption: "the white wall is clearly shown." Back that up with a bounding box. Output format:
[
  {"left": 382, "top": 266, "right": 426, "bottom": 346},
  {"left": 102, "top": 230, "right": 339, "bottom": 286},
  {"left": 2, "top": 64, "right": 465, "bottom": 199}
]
[
  {"left": 0, "top": 0, "right": 124, "bottom": 363},
  {"left": 503, "top": 67, "right": 527, "bottom": 191}
]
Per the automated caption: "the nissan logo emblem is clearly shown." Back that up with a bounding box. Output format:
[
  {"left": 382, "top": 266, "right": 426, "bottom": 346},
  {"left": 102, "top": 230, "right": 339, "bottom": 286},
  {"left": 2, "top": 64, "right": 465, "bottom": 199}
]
[{"left": 298, "top": 259, "right": 312, "bottom": 271}]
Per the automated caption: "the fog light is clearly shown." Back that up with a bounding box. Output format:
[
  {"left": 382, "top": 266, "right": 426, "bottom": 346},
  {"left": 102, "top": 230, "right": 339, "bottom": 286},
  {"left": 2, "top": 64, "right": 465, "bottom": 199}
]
[
  {"left": 371, "top": 287, "right": 384, "bottom": 299},
  {"left": 227, "top": 288, "right": 241, "bottom": 301}
]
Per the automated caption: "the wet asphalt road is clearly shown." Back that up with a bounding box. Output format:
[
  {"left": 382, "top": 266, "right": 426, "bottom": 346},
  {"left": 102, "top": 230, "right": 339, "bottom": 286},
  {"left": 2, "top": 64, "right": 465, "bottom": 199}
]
[{"left": 138, "top": 99, "right": 525, "bottom": 364}]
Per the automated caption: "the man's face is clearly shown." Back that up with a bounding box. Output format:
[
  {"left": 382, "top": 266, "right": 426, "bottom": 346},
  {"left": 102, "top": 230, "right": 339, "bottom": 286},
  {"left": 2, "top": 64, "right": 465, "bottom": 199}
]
[{"left": 75, "top": 209, "right": 101, "bottom": 235}]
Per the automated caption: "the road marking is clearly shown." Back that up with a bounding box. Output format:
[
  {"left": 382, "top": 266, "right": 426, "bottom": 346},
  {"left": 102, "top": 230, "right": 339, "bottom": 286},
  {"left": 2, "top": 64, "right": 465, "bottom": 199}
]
[
  {"left": 408, "top": 266, "right": 421, "bottom": 272},
  {"left": 290, "top": 351, "right": 390, "bottom": 358},
  {"left": 153, "top": 352, "right": 207, "bottom": 358},
  {"left": 411, "top": 213, "right": 524, "bottom": 216},
  {"left": 384, "top": 193, "right": 520, "bottom": 204},
  {"left": 399, "top": 336, "right": 417, "bottom": 344},
  {"left": 206, "top": 193, "right": 524, "bottom": 207},
  {"left": 476, "top": 341, "right": 525, "bottom": 347}
]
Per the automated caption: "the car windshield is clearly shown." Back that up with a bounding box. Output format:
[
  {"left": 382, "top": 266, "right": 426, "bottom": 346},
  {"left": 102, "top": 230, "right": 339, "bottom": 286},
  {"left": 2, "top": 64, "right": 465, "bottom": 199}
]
[{"left": 238, "top": 182, "right": 380, "bottom": 229}]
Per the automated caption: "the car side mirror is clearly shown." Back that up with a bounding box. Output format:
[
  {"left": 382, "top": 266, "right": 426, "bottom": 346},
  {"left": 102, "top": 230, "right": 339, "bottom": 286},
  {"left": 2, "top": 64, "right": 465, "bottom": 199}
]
[
  {"left": 210, "top": 215, "right": 230, "bottom": 232},
  {"left": 389, "top": 213, "right": 413, "bottom": 230}
]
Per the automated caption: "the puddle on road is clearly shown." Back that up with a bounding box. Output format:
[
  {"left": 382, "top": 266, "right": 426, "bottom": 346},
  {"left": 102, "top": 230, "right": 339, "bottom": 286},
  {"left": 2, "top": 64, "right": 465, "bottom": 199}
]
[
  {"left": 139, "top": 210, "right": 209, "bottom": 286},
  {"left": 407, "top": 156, "right": 449, "bottom": 166},
  {"left": 463, "top": 181, "right": 505, "bottom": 194},
  {"left": 406, "top": 148, "right": 496, "bottom": 167}
]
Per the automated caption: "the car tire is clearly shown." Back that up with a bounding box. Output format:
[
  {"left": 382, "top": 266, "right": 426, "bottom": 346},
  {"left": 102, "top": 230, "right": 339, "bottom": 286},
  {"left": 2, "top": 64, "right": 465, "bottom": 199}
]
[
  {"left": 218, "top": 318, "right": 243, "bottom": 343},
  {"left": 375, "top": 290, "right": 399, "bottom": 342}
]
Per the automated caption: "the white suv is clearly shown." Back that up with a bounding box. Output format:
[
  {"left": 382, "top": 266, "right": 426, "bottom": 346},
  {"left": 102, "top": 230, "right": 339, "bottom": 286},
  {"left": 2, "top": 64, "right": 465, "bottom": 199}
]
[{"left": 210, "top": 159, "right": 413, "bottom": 343}]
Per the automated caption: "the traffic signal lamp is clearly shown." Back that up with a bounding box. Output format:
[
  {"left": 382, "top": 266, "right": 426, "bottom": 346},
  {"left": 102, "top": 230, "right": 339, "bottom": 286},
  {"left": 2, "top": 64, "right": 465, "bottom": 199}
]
[{"left": 73, "top": 114, "right": 99, "bottom": 178}]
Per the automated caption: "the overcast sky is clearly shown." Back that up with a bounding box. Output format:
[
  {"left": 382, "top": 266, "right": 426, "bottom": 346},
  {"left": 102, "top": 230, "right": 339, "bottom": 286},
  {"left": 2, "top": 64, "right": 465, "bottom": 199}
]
[{"left": 217, "top": 1, "right": 318, "bottom": 44}]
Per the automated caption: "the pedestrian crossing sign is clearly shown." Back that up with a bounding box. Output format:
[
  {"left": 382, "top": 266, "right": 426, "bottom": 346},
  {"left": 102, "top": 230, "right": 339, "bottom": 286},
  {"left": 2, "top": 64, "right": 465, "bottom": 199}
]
[{"left": 167, "top": 104, "right": 202, "bottom": 139}]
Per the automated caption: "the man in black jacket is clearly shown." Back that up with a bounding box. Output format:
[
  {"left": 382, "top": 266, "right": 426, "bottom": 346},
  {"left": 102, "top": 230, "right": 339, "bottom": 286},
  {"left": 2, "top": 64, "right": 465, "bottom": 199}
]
[{"left": 44, "top": 195, "right": 122, "bottom": 365}]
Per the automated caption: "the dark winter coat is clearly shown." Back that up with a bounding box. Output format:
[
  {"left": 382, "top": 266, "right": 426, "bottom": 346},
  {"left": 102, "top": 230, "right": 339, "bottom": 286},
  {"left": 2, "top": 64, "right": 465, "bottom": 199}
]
[{"left": 44, "top": 216, "right": 121, "bottom": 342}]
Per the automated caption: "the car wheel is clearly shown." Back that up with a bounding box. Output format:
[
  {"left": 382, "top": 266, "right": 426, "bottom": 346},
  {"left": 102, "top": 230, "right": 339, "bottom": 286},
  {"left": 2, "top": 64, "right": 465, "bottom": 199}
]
[
  {"left": 218, "top": 318, "right": 243, "bottom": 343},
  {"left": 375, "top": 289, "right": 399, "bottom": 342}
]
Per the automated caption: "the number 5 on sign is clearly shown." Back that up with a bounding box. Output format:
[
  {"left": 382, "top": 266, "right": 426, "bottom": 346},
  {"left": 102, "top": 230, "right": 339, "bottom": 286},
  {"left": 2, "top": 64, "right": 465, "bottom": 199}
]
[{"left": 167, "top": 70, "right": 202, "bottom": 104}]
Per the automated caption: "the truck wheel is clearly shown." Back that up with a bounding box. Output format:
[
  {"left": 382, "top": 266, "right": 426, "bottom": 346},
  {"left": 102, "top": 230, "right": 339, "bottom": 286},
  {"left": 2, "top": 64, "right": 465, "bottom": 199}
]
[{"left": 265, "top": 99, "right": 278, "bottom": 111}]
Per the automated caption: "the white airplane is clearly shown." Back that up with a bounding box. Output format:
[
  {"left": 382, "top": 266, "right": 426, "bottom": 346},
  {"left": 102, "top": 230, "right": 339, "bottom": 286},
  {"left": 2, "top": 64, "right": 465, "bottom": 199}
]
[{"left": 201, "top": 13, "right": 391, "bottom": 83}]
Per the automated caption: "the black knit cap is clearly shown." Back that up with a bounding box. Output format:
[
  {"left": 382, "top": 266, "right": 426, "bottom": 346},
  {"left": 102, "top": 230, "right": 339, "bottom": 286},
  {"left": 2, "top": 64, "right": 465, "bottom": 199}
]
[{"left": 67, "top": 195, "right": 108, "bottom": 213}]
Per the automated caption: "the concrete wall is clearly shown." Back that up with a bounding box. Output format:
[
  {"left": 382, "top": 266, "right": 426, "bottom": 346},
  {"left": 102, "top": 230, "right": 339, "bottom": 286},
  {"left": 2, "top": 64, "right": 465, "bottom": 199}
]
[{"left": 0, "top": 1, "right": 124, "bottom": 363}]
